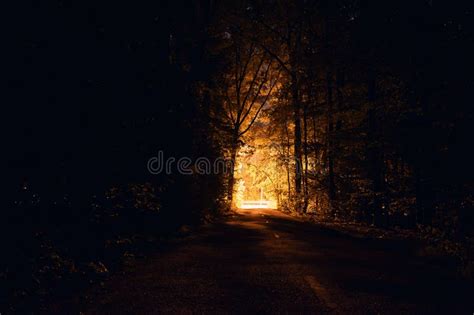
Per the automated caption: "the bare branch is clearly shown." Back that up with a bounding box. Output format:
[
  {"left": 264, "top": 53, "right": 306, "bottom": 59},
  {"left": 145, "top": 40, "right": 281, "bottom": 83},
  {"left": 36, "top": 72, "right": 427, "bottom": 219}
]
[
  {"left": 238, "top": 42, "right": 256, "bottom": 88},
  {"left": 238, "top": 53, "right": 267, "bottom": 120},
  {"left": 239, "top": 60, "right": 273, "bottom": 125},
  {"left": 224, "top": 89, "right": 237, "bottom": 127},
  {"left": 257, "top": 42, "right": 290, "bottom": 74},
  {"left": 239, "top": 67, "right": 282, "bottom": 137}
]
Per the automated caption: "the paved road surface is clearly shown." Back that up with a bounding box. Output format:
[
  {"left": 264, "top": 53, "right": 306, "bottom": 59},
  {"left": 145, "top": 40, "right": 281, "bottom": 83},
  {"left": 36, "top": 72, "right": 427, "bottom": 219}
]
[{"left": 70, "top": 209, "right": 472, "bottom": 314}]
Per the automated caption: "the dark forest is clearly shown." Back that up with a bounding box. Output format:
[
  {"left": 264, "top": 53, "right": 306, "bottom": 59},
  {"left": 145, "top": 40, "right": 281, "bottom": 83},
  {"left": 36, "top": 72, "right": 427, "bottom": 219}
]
[{"left": 2, "top": 1, "right": 474, "bottom": 313}]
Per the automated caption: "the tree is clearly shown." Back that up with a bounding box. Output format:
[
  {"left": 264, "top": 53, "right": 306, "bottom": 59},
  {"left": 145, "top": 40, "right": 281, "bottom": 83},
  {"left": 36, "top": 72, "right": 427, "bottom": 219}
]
[{"left": 211, "top": 32, "right": 281, "bottom": 205}]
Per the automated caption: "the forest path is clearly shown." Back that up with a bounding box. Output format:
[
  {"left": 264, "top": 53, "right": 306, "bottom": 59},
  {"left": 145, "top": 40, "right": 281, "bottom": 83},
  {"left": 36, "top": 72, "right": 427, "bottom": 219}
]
[{"left": 71, "top": 209, "right": 470, "bottom": 314}]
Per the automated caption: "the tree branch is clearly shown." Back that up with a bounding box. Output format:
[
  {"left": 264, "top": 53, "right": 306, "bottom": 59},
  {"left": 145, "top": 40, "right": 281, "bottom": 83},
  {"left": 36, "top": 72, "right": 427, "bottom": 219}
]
[{"left": 239, "top": 67, "right": 282, "bottom": 137}]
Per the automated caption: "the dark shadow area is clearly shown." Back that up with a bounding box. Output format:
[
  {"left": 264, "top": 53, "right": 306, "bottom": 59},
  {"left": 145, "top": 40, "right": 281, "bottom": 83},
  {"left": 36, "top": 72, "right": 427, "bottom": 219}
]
[{"left": 2, "top": 0, "right": 474, "bottom": 313}]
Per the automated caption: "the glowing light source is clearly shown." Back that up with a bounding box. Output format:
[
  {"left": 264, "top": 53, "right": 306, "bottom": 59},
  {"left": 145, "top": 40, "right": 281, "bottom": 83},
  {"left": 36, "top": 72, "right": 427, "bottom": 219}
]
[{"left": 238, "top": 200, "right": 277, "bottom": 209}]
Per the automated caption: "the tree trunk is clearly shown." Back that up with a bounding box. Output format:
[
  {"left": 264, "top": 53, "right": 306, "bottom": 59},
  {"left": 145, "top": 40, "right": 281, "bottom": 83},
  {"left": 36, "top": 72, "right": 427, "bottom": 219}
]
[
  {"left": 285, "top": 121, "right": 292, "bottom": 202},
  {"left": 227, "top": 133, "right": 239, "bottom": 206},
  {"left": 303, "top": 98, "right": 309, "bottom": 212},
  {"left": 326, "top": 71, "right": 336, "bottom": 214},
  {"left": 290, "top": 18, "right": 303, "bottom": 210},
  {"left": 366, "top": 70, "right": 386, "bottom": 226},
  {"left": 292, "top": 73, "right": 302, "bottom": 202}
]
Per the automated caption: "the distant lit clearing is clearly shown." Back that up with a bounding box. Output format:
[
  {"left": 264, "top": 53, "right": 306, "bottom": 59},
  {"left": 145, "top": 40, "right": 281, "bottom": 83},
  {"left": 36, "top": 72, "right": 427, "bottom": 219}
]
[
  {"left": 238, "top": 200, "right": 277, "bottom": 209},
  {"left": 233, "top": 138, "right": 280, "bottom": 210}
]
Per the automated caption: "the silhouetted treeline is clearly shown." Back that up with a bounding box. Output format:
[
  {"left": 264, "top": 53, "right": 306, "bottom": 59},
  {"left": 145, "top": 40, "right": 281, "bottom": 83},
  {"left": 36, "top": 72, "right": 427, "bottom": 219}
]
[
  {"left": 2, "top": 0, "right": 474, "bottom": 311},
  {"left": 211, "top": 0, "right": 474, "bottom": 258},
  {"left": 2, "top": 1, "right": 225, "bottom": 311}
]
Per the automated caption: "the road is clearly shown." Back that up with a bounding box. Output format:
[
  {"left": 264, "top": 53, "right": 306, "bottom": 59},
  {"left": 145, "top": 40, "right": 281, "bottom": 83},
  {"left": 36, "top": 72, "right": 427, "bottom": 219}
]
[{"left": 69, "top": 209, "right": 471, "bottom": 314}]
